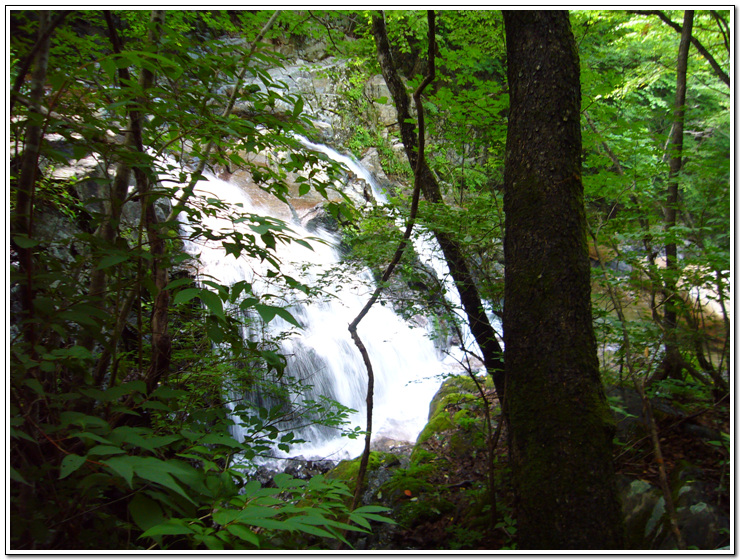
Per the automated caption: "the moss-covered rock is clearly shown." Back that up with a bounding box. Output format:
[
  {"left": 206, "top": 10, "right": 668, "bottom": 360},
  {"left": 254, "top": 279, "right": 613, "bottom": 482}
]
[
  {"left": 329, "top": 375, "right": 504, "bottom": 549},
  {"left": 326, "top": 451, "right": 401, "bottom": 494},
  {"left": 413, "top": 375, "right": 494, "bottom": 460}
]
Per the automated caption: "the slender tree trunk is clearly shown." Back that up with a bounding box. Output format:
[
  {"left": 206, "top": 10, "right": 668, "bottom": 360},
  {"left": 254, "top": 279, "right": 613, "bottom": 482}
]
[
  {"left": 12, "top": 10, "right": 51, "bottom": 388},
  {"left": 349, "top": 11, "right": 436, "bottom": 510},
  {"left": 372, "top": 12, "right": 505, "bottom": 400},
  {"left": 502, "top": 11, "right": 624, "bottom": 549},
  {"left": 631, "top": 10, "right": 727, "bottom": 87},
  {"left": 659, "top": 10, "right": 694, "bottom": 383}
]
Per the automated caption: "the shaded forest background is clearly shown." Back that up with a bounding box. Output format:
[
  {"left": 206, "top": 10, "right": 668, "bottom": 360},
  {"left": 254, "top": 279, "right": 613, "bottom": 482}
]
[{"left": 8, "top": 9, "right": 730, "bottom": 550}]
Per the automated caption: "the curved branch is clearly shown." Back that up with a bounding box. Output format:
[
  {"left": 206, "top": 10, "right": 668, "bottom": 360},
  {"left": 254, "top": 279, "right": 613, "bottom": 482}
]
[
  {"left": 710, "top": 10, "right": 730, "bottom": 54},
  {"left": 348, "top": 10, "right": 435, "bottom": 511},
  {"left": 10, "top": 10, "right": 70, "bottom": 116},
  {"left": 372, "top": 10, "right": 505, "bottom": 400}
]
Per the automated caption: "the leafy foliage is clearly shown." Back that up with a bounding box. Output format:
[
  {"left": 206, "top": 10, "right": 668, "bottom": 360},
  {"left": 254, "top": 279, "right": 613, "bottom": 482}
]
[
  {"left": 9, "top": 7, "right": 731, "bottom": 551},
  {"left": 9, "top": 9, "right": 392, "bottom": 550}
]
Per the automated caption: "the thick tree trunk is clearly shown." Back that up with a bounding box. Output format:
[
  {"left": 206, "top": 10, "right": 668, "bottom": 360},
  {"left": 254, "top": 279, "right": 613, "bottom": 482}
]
[
  {"left": 372, "top": 13, "right": 505, "bottom": 400},
  {"left": 502, "top": 11, "right": 624, "bottom": 549}
]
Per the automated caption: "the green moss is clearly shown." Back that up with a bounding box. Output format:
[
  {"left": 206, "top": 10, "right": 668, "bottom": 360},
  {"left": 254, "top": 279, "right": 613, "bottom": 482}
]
[
  {"left": 395, "top": 496, "right": 456, "bottom": 527},
  {"left": 415, "top": 409, "right": 455, "bottom": 446},
  {"left": 507, "top": 372, "right": 623, "bottom": 547},
  {"left": 427, "top": 375, "right": 489, "bottom": 418},
  {"left": 409, "top": 446, "right": 437, "bottom": 465},
  {"left": 382, "top": 462, "right": 437, "bottom": 496},
  {"left": 326, "top": 451, "right": 399, "bottom": 491},
  {"left": 414, "top": 375, "right": 493, "bottom": 458}
]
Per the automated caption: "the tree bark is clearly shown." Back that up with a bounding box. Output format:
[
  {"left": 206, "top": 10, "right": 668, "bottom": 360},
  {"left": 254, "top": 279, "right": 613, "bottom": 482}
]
[
  {"left": 502, "top": 11, "right": 624, "bottom": 549},
  {"left": 372, "top": 12, "right": 505, "bottom": 400},
  {"left": 659, "top": 10, "right": 694, "bottom": 383},
  {"left": 12, "top": 10, "right": 52, "bottom": 389}
]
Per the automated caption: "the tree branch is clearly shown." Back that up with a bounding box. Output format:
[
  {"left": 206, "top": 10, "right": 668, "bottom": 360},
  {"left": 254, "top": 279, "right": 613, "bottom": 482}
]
[
  {"left": 166, "top": 10, "right": 281, "bottom": 223},
  {"left": 10, "top": 10, "right": 70, "bottom": 115},
  {"left": 631, "top": 10, "right": 729, "bottom": 86},
  {"left": 348, "top": 9, "right": 435, "bottom": 512},
  {"left": 372, "top": 9, "right": 505, "bottom": 401},
  {"left": 710, "top": 10, "right": 730, "bottom": 54}
]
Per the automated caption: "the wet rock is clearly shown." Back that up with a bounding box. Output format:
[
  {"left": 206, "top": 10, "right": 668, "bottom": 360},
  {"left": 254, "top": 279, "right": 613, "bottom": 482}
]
[
  {"left": 619, "top": 476, "right": 663, "bottom": 549},
  {"left": 282, "top": 456, "right": 336, "bottom": 481},
  {"left": 371, "top": 436, "right": 415, "bottom": 456},
  {"left": 359, "top": 147, "right": 389, "bottom": 184},
  {"left": 364, "top": 74, "right": 397, "bottom": 130},
  {"left": 300, "top": 204, "right": 339, "bottom": 233}
]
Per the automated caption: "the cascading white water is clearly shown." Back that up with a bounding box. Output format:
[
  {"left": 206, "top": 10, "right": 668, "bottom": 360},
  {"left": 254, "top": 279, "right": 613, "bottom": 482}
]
[
  {"left": 296, "top": 138, "right": 503, "bottom": 368},
  {"left": 179, "top": 156, "right": 450, "bottom": 461}
]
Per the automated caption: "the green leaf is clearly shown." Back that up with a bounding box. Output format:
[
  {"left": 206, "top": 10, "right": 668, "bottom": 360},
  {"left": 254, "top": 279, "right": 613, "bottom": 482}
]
[
  {"left": 291, "top": 238, "right": 314, "bottom": 251},
  {"left": 280, "top": 431, "right": 295, "bottom": 443},
  {"left": 293, "top": 95, "right": 304, "bottom": 117},
  {"left": 59, "top": 453, "right": 87, "bottom": 479},
  {"left": 96, "top": 253, "right": 129, "bottom": 269},
  {"left": 261, "top": 232, "right": 276, "bottom": 250},
  {"left": 353, "top": 512, "right": 396, "bottom": 524},
  {"left": 235, "top": 505, "right": 281, "bottom": 522},
  {"left": 141, "top": 400, "right": 172, "bottom": 412},
  {"left": 290, "top": 521, "right": 339, "bottom": 541},
  {"left": 201, "top": 280, "right": 229, "bottom": 297},
  {"left": 225, "top": 523, "right": 260, "bottom": 547},
  {"left": 87, "top": 445, "right": 125, "bottom": 456},
  {"left": 198, "top": 289, "right": 226, "bottom": 320},
  {"left": 255, "top": 304, "right": 277, "bottom": 323},
  {"left": 60, "top": 411, "right": 110, "bottom": 430},
  {"left": 12, "top": 235, "right": 42, "bottom": 248},
  {"left": 102, "top": 456, "right": 135, "bottom": 488},
  {"left": 23, "top": 378, "right": 45, "bottom": 396},
  {"left": 99, "top": 56, "right": 116, "bottom": 80},
  {"left": 149, "top": 386, "right": 188, "bottom": 400},
  {"left": 11, "top": 466, "right": 31, "bottom": 486},
  {"left": 173, "top": 287, "right": 200, "bottom": 305},
  {"left": 213, "top": 509, "right": 240, "bottom": 526},
  {"left": 165, "top": 277, "right": 193, "bottom": 290},
  {"left": 139, "top": 519, "right": 195, "bottom": 539},
  {"left": 249, "top": 223, "right": 273, "bottom": 235},
  {"left": 133, "top": 459, "right": 196, "bottom": 505},
  {"left": 351, "top": 505, "right": 391, "bottom": 513},
  {"left": 69, "top": 431, "right": 113, "bottom": 445},
  {"left": 273, "top": 472, "right": 306, "bottom": 490},
  {"left": 199, "top": 433, "right": 243, "bottom": 447},
  {"left": 237, "top": 517, "right": 289, "bottom": 532},
  {"left": 129, "top": 493, "right": 164, "bottom": 532}
]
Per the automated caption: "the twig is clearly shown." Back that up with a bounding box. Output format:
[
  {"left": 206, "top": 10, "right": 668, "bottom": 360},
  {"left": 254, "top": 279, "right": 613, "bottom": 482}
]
[{"left": 166, "top": 10, "right": 282, "bottom": 223}]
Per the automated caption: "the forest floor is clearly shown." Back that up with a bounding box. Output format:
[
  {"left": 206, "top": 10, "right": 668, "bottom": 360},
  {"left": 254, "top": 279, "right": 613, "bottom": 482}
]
[
  {"left": 352, "top": 381, "right": 730, "bottom": 550},
  {"left": 612, "top": 392, "right": 730, "bottom": 513}
]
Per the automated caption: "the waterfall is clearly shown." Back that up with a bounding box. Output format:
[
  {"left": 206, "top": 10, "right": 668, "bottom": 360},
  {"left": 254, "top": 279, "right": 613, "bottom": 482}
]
[
  {"left": 296, "top": 136, "right": 389, "bottom": 203},
  {"left": 179, "top": 153, "right": 451, "bottom": 462},
  {"left": 295, "top": 138, "right": 503, "bottom": 369}
]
